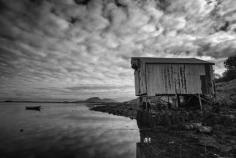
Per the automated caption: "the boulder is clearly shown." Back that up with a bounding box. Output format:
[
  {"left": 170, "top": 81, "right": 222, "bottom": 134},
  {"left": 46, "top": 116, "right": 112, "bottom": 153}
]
[{"left": 197, "top": 126, "right": 213, "bottom": 134}]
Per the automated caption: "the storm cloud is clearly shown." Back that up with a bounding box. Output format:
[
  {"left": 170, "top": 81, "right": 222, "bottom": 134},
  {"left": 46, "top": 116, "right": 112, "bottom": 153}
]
[{"left": 0, "top": 0, "right": 236, "bottom": 101}]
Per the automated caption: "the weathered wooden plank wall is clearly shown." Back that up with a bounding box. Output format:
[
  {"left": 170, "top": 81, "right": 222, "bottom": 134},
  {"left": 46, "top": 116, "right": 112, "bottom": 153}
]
[
  {"left": 139, "top": 61, "right": 147, "bottom": 95},
  {"left": 134, "top": 70, "right": 140, "bottom": 96},
  {"left": 204, "top": 64, "right": 215, "bottom": 95},
  {"left": 145, "top": 64, "right": 206, "bottom": 95}
]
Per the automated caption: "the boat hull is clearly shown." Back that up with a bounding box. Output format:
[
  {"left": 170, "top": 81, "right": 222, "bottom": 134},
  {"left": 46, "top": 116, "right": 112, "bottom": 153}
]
[{"left": 25, "top": 106, "right": 41, "bottom": 111}]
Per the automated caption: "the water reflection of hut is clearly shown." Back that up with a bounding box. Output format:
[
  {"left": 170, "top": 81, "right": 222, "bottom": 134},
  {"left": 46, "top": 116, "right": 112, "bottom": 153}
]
[{"left": 131, "top": 57, "right": 215, "bottom": 109}]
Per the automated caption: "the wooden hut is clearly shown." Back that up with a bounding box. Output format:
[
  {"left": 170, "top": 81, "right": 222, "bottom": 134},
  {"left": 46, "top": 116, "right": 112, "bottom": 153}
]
[{"left": 131, "top": 57, "right": 215, "bottom": 109}]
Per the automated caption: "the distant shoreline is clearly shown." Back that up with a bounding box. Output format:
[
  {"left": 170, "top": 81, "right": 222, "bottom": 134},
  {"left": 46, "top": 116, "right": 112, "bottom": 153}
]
[
  {"left": 0, "top": 97, "right": 122, "bottom": 104},
  {"left": 0, "top": 100, "right": 86, "bottom": 103},
  {"left": 0, "top": 100, "right": 120, "bottom": 104}
]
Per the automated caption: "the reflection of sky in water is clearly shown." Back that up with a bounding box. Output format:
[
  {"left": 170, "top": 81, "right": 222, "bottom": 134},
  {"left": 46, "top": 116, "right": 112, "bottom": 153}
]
[{"left": 0, "top": 103, "right": 139, "bottom": 158}]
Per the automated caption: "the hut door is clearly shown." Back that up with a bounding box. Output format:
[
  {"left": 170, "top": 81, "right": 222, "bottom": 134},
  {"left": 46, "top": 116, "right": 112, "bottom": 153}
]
[{"left": 200, "top": 75, "right": 207, "bottom": 94}]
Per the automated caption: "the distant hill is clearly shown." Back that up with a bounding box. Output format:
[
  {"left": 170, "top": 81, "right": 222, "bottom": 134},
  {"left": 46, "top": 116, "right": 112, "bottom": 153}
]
[
  {"left": 102, "top": 98, "right": 117, "bottom": 103},
  {"left": 85, "top": 97, "right": 117, "bottom": 103}
]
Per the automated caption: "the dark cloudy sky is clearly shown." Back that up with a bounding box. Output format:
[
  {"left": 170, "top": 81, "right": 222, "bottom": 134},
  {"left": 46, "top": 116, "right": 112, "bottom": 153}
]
[{"left": 0, "top": 0, "right": 236, "bottom": 101}]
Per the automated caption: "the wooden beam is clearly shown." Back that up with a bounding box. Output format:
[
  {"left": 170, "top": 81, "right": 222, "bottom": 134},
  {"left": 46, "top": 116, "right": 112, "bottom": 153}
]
[
  {"left": 175, "top": 94, "right": 179, "bottom": 108},
  {"left": 177, "top": 95, "right": 180, "bottom": 108},
  {"left": 198, "top": 94, "right": 203, "bottom": 111}
]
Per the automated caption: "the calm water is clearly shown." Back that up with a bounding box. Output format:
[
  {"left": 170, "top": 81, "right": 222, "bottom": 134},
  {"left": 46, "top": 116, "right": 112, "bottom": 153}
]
[{"left": 0, "top": 103, "right": 139, "bottom": 158}]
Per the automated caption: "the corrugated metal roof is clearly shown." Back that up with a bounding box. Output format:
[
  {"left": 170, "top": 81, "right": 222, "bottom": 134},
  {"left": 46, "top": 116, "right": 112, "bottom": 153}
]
[{"left": 131, "top": 57, "right": 214, "bottom": 65}]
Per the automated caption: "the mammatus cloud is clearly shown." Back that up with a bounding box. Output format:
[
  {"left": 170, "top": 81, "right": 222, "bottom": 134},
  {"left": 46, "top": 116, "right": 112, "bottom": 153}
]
[{"left": 0, "top": 0, "right": 235, "bottom": 101}]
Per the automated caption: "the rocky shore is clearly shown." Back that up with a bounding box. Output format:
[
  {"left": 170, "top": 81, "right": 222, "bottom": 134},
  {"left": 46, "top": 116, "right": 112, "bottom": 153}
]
[
  {"left": 88, "top": 80, "right": 236, "bottom": 157},
  {"left": 90, "top": 101, "right": 236, "bottom": 157},
  {"left": 90, "top": 102, "right": 137, "bottom": 119}
]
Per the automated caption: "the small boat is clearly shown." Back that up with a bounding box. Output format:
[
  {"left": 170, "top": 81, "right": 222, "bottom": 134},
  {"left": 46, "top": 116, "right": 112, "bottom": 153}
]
[{"left": 25, "top": 106, "right": 41, "bottom": 111}]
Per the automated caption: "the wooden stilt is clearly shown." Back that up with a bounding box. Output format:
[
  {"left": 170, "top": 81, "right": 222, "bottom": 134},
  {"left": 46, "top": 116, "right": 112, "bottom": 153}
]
[
  {"left": 175, "top": 94, "right": 179, "bottom": 108},
  {"left": 145, "top": 97, "right": 148, "bottom": 111},
  {"left": 138, "top": 97, "right": 142, "bottom": 110},
  {"left": 198, "top": 94, "right": 202, "bottom": 111},
  {"left": 177, "top": 95, "right": 180, "bottom": 108},
  {"left": 167, "top": 96, "right": 170, "bottom": 109}
]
